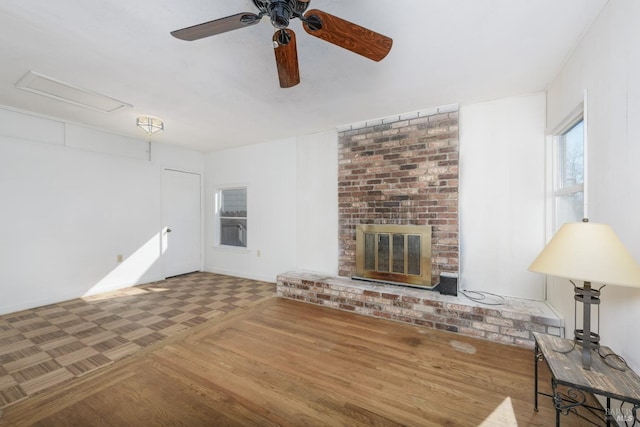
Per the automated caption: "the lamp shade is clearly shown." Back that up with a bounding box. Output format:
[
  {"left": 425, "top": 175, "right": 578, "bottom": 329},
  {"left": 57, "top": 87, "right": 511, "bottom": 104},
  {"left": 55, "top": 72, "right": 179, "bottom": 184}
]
[{"left": 529, "top": 221, "right": 640, "bottom": 288}]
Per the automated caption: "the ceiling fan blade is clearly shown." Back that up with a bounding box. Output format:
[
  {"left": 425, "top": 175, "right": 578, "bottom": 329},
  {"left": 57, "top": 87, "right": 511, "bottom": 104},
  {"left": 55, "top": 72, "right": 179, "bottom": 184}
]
[
  {"left": 171, "top": 12, "right": 261, "bottom": 41},
  {"left": 273, "top": 29, "right": 300, "bottom": 88},
  {"left": 302, "top": 9, "right": 392, "bottom": 61}
]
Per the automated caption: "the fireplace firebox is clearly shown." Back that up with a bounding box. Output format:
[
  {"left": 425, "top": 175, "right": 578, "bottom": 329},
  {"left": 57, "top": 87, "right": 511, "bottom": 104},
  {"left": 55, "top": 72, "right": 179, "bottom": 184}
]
[{"left": 355, "top": 224, "right": 433, "bottom": 288}]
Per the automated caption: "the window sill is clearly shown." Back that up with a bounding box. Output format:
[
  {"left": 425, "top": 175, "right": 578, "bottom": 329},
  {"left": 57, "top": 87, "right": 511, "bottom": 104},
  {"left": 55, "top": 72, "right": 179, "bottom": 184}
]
[{"left": 213, "top": 245, "right": 250, "bottom": 254}]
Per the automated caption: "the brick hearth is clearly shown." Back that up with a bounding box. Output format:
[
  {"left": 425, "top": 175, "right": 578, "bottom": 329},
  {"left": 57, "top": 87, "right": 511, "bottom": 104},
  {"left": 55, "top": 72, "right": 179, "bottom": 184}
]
[{"left": 277, "top": 271, "right": 563, "bottom": 349}]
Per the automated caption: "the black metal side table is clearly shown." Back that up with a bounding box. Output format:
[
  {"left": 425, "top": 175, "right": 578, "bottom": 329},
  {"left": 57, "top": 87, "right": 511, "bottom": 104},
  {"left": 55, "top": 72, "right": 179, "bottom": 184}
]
[{"left": 534, "top": 332, "right": 640, "bottom": 426}]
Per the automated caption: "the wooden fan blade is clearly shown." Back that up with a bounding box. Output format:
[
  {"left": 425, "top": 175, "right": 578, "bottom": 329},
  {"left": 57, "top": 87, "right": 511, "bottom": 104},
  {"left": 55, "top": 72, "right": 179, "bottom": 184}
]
[
  {"left": 171, "top": 12, "right": 261, "bottom": 41},
  {"left": 302, "top": 9, "right": 392, "bottom": 61},
  {"left": 273, "top": 29, "right": 300, "bottom": 88}
]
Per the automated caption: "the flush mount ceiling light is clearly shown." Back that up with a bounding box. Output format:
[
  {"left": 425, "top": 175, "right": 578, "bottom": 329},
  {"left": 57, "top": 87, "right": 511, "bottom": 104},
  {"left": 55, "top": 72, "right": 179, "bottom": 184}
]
[
  {"left": 15, "top": 71, "right": 132, "bottom": 113},
  {"left": 136, "top": 116, "right": 164, "bottom": 135}
]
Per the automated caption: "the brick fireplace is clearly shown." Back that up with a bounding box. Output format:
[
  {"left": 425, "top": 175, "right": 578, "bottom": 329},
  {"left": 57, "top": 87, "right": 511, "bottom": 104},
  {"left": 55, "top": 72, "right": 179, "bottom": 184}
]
[
  {"left": 276, "top": 105, "right": 563, "bottom": 348},
  {"left": 337, "top": 105, "right": 460, "bottom": 285}
]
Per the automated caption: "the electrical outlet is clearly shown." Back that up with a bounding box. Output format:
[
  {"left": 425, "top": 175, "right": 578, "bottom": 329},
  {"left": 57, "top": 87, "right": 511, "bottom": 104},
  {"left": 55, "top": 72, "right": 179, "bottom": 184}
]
[
  {"left": 256, "top": 250, "right": 261, "bottom": 257},
  {"left": 117, "top": 254, "right": 124, "bottom": 263}
]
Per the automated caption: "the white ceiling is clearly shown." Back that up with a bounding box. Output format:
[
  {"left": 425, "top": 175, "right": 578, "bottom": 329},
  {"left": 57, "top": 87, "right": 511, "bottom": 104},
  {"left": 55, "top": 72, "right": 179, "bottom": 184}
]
[{"left": 0, "top": 0, "right": 607, "bottom": 152}]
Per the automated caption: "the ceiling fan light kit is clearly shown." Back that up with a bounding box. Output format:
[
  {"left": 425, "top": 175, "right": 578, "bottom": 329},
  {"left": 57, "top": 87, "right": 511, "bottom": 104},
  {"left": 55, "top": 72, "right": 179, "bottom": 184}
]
[{"left": 171, "top": 0, "right": 392, "bottom": 88}]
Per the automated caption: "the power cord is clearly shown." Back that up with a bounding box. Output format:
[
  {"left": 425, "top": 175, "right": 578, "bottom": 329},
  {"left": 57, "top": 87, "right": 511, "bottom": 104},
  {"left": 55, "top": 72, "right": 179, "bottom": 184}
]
[
  {"left": 459, "top": 289, "right": 506, "bottom": 306},
  {"left": 597, "top": 347, "right": 629, "bottom": 371},
  {"left": 552, "top": 340, "right": 629, "bottom": 371}
]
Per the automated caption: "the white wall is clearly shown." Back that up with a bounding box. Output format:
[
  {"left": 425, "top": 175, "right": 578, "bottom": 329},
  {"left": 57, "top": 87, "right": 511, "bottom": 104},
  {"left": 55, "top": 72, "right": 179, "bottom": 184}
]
[
  {"left": 0, "top": 96, "right": 555, "bottom": 316},
  {"left": 296, "top": 131, "right": 339, "bottom": 274},
  {"left": 0, "top": 107, "right": 204, "bottom": 315},
  {"left": 546, "top": 0, "right": 640, "bottom": 370},
  {"left": 0, "top": 98, "right": 549, "bottom": 315},
  {"left": 204, "top": 130, "right": 339, "bottom": 282},
  {"left": 205, "top": 138, "right": 298, "bottom": 282},
  {"left": 459, "top": 93, "right": 547, "bottom": 300},
  {"left": 205, "top": 98, "right": 550, "bottom": 304}
]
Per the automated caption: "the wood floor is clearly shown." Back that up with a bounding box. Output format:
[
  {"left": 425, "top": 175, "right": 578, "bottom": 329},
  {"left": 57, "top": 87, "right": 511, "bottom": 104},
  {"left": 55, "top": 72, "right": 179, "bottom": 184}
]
[{"left": 1, "top": 297, "right": 590, "bottom": 426}]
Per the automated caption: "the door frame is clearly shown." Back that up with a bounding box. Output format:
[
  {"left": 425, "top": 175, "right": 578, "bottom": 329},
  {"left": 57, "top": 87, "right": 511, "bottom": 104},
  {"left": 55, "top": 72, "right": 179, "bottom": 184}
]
[{"left": 161, "top": 167, "right": 204, "bottom": 278}]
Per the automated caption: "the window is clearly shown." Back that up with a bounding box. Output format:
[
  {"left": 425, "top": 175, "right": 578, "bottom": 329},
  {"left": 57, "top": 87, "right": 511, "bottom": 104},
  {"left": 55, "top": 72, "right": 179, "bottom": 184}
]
[
  {"left": 218, "top": 187, "right": 247, "bottom": 247},
  {"left": 553, "top": 119, "right": 585, "bottom": 231}
]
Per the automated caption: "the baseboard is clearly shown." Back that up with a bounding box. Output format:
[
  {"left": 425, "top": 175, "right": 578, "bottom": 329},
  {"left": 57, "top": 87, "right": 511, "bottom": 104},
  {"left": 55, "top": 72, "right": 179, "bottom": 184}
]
[{"left": 203, "top": 267, "right": 275, "bottom": 284}]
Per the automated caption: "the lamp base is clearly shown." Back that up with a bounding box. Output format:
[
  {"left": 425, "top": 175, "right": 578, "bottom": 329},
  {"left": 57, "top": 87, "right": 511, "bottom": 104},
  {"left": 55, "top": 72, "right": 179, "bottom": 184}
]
[
  {"left": 553, "top": 333, "right": 600, "bottom": 355},
  {"left": 575, "top": 329, "right": 600, "bottom": 347},
  {"left": 574, "top": 281, "right": 600, "bottom": 370},
  {"left": 554, "top": 282, "right": 626, "bottom": 371},
  {"left": 575, "top": 329, "right": 600, "bottom": 370}
]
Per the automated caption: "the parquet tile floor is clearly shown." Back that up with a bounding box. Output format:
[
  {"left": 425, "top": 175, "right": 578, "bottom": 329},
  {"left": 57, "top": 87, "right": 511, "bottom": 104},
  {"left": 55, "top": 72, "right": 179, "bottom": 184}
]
[{"left": 0, "top": 272, "right": 275, "bottom": 409}]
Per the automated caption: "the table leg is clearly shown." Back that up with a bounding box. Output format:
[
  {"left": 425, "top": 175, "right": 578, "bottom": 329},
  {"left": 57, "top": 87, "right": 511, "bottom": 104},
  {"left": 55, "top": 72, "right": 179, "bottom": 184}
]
[
  {"left": 534, "top": 341, "right": 539, "bottom": 411},
  {"left": 552, "top": 378, "right": 560, "bottom": 427}
]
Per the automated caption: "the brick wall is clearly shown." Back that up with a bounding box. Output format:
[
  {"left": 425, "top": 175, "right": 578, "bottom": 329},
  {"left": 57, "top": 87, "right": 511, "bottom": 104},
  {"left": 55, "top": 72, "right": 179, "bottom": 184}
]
[{"left": 338, "top": 106, "right": 460, "bottom": 284}]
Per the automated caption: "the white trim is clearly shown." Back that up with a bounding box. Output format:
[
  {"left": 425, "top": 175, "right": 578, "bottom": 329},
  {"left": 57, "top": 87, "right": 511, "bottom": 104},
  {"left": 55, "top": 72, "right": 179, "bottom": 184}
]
[
  {"left": 543, "top": 134, "right": 555, "bottom": 244},
  {"left": 161, "top": 167, "right": 204, "bottom": 278},
  {"left": 547, "top": 101, "right": 584, "bottom": 135},
  {"left": 214, "top": 184, "right": 249, "bottom": 249},
  {"left": 15, "top": 70, "right": 132, "bottom": 113},
  {"left": 547, "top": 92, "right": 588, "bottom": 235},
  {"left": 203, "top": 267, "right": 274, "bottom": 283},
  {"left": 554, "top": 183, "right": 584, "bottom": 197},
  {"left": 582, "top": 89, "right": 589, "bottom": 219},
  {"left": 211, "top": 246, "right": 251, "bottom": 254}
]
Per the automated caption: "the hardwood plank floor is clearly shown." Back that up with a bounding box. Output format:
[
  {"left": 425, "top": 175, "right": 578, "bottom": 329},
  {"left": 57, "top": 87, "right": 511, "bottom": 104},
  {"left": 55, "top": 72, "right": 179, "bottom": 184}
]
[{"left": 0, "top": 297, "right": 593, "bottom": 426}]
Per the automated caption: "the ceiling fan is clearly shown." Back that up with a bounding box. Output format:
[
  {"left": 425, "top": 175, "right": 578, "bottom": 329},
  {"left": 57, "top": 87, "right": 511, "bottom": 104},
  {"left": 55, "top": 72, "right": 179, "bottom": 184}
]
[{"left": 171, "top": 0, "right": 393, "bottom": 88}]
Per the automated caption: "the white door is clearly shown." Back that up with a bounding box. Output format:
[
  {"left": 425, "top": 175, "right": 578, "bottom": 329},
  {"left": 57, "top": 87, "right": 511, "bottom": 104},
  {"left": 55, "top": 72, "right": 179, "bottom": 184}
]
[{"left": 162, "top": 169, "right": 201, "bottom": 278}]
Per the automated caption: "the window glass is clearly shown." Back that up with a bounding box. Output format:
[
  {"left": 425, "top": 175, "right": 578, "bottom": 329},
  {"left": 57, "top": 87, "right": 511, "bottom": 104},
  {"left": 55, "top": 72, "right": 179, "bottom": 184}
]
[
  {"left": 554, "top": 119, "right": 585, "bottom": 231},
  {"left": 555, "top": 192, "right": 584, "bottom": 226},
  {"left": 559, "top": 121, "right": 584, "bottom": 187},
  {"left": 220, "top": 188, "right": 247, "bottom": 247}
]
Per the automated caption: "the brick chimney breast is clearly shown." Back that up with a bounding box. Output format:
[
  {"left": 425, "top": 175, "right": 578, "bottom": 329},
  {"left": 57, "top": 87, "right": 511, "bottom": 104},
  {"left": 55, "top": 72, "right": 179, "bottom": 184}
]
[{"left": 338, "top": 107, "right": 459, "bottom": 285}]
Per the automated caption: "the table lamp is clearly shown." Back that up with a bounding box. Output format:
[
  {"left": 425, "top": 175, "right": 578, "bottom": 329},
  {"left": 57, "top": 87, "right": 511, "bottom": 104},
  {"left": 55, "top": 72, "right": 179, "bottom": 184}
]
[{"left": 529, "top": 219, "right": 640, "bottom": 370}]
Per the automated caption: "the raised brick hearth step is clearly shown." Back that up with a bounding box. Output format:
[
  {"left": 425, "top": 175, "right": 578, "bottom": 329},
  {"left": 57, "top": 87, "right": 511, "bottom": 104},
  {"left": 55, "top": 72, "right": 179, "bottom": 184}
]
[{"left": 277, "top": 271, "right": 563, "bottom": 349}]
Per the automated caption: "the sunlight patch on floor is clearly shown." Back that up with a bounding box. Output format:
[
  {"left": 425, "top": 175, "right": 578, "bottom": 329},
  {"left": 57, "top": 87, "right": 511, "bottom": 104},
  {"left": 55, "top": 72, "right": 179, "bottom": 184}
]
[
  {"left": 479, "top": 397, "right": 518, "bottom": 426},
  {"left": 450, "top": 340, "right": 477, "bottom": 354}
]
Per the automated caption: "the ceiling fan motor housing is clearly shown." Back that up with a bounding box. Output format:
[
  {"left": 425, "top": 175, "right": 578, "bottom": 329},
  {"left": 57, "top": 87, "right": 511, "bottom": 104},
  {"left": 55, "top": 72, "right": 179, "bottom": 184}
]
[{"left": 253, "top": 0, "right": 310, "bottom": 29}]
